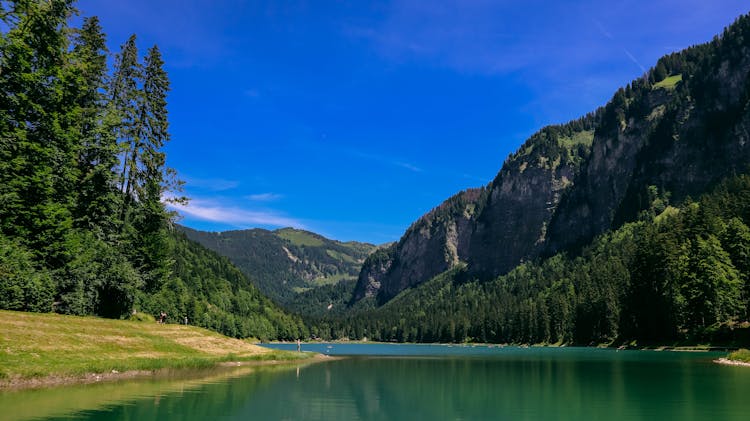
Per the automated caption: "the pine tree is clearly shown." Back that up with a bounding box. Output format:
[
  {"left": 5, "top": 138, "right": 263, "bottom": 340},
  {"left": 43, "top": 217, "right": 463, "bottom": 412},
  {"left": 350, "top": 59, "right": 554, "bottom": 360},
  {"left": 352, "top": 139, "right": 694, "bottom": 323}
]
[
  {"left": 70, "top": 16, "right": 119, "bottom": 238},
  {"left": 129, "top": 45, "right": 183, "bottom": 291},
  {"left": 0, "top": 0, "right": 78, "bottom": 267},
  {"left": 110, "top": 34, "right": 141, "bottom": 210}
]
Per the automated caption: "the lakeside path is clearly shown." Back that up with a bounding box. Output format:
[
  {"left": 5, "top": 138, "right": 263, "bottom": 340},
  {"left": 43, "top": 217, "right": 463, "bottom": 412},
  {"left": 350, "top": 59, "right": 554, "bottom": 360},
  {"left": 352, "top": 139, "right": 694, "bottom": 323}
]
[{"left": 0, "top": 310, "right": 328, "bottom": 390}]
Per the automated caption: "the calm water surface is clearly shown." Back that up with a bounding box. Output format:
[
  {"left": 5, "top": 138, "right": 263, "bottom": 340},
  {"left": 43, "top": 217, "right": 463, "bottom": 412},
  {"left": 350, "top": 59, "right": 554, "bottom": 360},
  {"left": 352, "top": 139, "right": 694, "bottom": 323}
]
[{"left": 3, "top": 344, "right": 749, "bottom": 420}]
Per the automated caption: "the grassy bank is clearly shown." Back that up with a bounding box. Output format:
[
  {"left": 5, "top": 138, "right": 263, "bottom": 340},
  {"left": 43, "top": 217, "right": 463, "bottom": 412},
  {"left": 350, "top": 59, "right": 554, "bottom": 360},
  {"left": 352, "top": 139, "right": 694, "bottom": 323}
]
[{"left": 0, "top": 310, "right": 313, "bottom": 388}]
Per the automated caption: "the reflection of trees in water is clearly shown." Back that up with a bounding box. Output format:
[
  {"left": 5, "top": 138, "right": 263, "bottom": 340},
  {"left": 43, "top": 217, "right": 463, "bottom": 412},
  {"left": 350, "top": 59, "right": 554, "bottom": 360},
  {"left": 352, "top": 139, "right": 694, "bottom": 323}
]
[{"left": 16, "top": 354, "right": 750, "bottom": 420}]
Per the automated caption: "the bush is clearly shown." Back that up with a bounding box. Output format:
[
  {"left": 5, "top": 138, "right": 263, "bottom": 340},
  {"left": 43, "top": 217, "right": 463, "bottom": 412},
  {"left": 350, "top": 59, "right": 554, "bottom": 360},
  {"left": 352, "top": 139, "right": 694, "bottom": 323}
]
[{"left": 129, "top": 312, "right": 156, "bottom": 323}]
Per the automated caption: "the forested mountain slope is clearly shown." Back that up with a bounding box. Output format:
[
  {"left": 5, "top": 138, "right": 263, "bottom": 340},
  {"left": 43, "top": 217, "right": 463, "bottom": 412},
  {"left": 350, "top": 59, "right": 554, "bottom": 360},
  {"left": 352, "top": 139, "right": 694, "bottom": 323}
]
[
  {"left": 315, "top": 175, "right": 750, "bottom": 345},
  {"left": 350, "top": 12, "right": 750, "bottom": 310},
  {"left": 547, "top": 16, "right": 750, "bottom": 254},
  {"left": 181, "top": 226, "right": 377, "bottom": 309}
]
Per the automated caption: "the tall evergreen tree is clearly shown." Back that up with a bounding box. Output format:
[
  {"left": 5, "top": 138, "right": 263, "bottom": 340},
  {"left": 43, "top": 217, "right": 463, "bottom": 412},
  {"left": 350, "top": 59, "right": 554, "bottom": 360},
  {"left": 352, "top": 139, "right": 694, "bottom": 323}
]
[
  {"left": 70, "top": 16, "right": 119, "bottom": 237},
  {"left": 130, "top": 45, "right": 174, "bottom": 291},
  {"left": 0, "top": 0, "right": 78, "bottom": 267},
  {"left": 110, "top": 34, "right": 141, "bottom": 209}
]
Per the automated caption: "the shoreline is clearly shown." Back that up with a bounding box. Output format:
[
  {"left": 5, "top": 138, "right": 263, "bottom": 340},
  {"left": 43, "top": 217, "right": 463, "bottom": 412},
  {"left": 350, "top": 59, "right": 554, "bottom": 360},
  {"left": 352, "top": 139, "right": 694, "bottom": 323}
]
[
  {"left": 714, "top": 358, "right": 750, "bottom": 367},
  {"left": 1, "top": 353, "right": 337, "bottom": 391},
  {"left": 264, "top": 340, "right": 737, "bottom": 352}
]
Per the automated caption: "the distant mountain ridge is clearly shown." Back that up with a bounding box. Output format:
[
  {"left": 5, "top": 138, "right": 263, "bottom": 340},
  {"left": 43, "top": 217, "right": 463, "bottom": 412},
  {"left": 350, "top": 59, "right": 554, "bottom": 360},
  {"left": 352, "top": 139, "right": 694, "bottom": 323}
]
[{"left": 179, "top": 226, "right": 378, "bottom": 310}]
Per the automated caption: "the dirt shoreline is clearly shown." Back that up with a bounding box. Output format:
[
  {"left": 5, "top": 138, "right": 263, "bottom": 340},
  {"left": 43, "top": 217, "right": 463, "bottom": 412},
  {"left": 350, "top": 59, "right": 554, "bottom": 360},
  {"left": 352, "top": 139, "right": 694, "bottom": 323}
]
[
  {"left": 714, "top": 358, "right": 750, "bottom": 367},
  {"left": 1, "top": 353, "right": 338, "bottom": 391}
]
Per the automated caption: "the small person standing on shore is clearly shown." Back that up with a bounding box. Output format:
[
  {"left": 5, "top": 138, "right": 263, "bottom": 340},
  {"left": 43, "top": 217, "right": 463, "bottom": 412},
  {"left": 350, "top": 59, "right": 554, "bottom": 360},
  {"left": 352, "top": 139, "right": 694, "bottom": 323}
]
[{"left": 297, "top": 338, "right": 301, "bottom": 352}]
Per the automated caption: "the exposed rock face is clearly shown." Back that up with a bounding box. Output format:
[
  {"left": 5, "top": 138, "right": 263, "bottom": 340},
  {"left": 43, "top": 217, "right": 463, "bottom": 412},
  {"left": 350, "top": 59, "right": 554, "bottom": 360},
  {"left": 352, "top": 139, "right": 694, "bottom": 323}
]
[
  {"left": 352, "top": 244, "right": 395, "bottom": 301},
  {"left": 352, "top": 188, "right": 485, "bottom": 303},
  {"left": 547, "top": 44, "right": 750, "bottom": 253},
  {"left": 352, "top": 17, "right": 750, "bottom": 307},
  {"left": 468, "top": 128, "right": 591, "bottom": 278},
  {"left": 352, "top": 124, "right": 594, "bottom": 303}
]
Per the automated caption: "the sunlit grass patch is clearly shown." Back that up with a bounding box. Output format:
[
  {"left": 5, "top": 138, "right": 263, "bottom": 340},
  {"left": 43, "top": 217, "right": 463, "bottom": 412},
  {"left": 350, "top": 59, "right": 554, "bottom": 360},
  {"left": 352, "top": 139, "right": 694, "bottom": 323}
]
[
  {"left": 653, "top": 74, "right": 682, "bottom": 90},
  {"left": 0, "top": 310, "right": 306, "bottom": 383}
]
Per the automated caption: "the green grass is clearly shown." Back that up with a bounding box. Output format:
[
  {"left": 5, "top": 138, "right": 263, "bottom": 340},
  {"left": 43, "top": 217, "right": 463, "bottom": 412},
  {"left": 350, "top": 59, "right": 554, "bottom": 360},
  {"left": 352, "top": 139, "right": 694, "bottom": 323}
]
[
  {"left": 276, "top": 228, "right": 325, "bottom": 247},
  {"left": 326, "top": 248, "right": 360, "bottom": 264},
  {"left": 312, "top": 273, "right": 356, "bottom": 287},
  {"left": 0, "top": 310, "right": 310, "bottom": 384},
  {"left": 653, "top": 74, "right": 683, "bottom": 90},
  {"left": 728, "top": 349, "right": 750, "bottom": 363},
  {"left": 559, "top": 130, "right": 594, "bottom": 149}
]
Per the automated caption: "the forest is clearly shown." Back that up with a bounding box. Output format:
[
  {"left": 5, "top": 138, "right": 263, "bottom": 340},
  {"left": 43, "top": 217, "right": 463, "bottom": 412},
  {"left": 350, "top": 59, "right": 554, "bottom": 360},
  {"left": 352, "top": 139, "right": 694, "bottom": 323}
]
[
  {"left": 311, "top": 175, "right": 750, "bottom": 346},
  {"left": 3, "top": 1, "right": 750, "bottom": 349},
  {"left": 0, "top": 0, "right": 306, "bottom": 340}
]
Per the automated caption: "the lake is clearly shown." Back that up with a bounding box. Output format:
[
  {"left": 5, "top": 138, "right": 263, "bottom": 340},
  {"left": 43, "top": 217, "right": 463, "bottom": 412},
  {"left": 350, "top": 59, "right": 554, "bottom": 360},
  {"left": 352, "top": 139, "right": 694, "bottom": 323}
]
[{"left": 2, "top": 344, "right": 749, "bottom": 420}]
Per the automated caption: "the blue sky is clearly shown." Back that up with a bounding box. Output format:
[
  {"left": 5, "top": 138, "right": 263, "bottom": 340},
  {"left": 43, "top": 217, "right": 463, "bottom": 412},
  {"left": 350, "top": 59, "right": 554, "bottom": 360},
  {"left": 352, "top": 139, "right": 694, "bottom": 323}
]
[{"left": 77, "top": 0, "right": 748, "bottom": 244}]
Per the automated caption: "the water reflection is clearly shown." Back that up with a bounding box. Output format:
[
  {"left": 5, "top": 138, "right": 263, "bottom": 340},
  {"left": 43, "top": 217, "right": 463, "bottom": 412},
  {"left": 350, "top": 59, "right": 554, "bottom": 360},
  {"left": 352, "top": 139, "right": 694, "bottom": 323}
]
[
  {"left": 3, "top": 348, "right": 750, "bottom": 421},
  {"left": 0, "top": 364, "right": 301, "bottom": 421}
]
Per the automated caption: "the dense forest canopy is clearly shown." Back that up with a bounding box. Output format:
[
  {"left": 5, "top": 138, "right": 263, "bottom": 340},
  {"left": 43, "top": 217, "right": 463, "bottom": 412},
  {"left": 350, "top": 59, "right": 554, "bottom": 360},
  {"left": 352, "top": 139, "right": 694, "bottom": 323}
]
[
  {"left": 0, "top": 0, "right": 305, "bottom": 340},
  {"left": 310, "top": 176, "right": 750, "bottom": 345}
]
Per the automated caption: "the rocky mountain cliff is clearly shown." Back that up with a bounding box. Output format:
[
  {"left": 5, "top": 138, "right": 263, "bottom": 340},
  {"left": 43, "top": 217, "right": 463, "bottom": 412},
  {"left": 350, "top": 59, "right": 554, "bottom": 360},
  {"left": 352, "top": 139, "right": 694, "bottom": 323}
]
[
  {"left": 352, "top": 188, "right": 486, "bottom": 303},
  {"left": 547, "top": 23, "right": 750, "bottom": 253},
  {"left": 351, "top": 13, "right": 750, "bottom": 307},
  {"left": 352, "top": 117, "right": 598, "bottom": 304}
]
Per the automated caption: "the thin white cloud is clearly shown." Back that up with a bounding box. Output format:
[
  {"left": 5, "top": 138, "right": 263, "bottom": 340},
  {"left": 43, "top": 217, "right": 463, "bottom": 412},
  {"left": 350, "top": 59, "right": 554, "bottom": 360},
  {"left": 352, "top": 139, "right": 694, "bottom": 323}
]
[
  {"left": 623, "top": 48, "right": 647, "bottom": 73},
  {"left": 592, "top": 19, "right": 647, "bottom": 73},
  {"left": 169, "top": 198, "right": 303, "bottom": 228},
  {"left": 393, "top": 161, "right": 423, "bottom": 173},
  {"left": 247, "top": 193, "right": 284, "bottom": 202},
  {"left": 352, "top": 150, "right": 423, "bottom": 173},
  {"left": 183, "top": 175, "right": 240, "bottom": 192},
  {"left": 592, "top": 19, "right": 613, "bottom": 40}
]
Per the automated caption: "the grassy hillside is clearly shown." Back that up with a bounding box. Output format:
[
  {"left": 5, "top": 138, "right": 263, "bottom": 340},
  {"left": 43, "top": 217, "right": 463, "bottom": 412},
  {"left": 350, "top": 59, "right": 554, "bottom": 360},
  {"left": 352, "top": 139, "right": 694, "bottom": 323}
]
[
  {"left": 0, "top": 310, "right": 307, "bottom": 387},
  {"left": 180, "top": 226, "right": 377, "bottom": 312}
]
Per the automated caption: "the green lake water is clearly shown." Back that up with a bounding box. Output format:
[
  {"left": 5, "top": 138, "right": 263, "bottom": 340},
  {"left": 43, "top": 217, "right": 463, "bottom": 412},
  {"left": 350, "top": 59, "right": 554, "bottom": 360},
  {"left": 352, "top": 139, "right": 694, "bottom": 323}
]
[{"left": 2, "top": 344, "right": 749, "bottom": 420}]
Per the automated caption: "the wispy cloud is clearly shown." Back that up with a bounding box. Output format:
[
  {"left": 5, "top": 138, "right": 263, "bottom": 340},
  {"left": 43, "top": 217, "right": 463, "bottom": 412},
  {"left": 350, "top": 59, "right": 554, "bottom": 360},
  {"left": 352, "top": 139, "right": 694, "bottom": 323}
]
[
  {"left": 592, "top": 19, "right": 613, "bottom": 40},
  {"left": 623, "top": 49, "right": 646, "bottom": 73},
  {"left": 340, "top": 1, "right": 529, "bottom": 75},
  {"left": 169, "top": 197, "right": 303, "bottom": 228},
  {"left": 183, "top": 175, "right": 240, "bottom": 192},
  {"left": 393, "top": 161, "right": 423, "bottom": 173},
  {"left": 247, "top": 193, "right": 284, "bottom": 202},
  {"left": 352, "top": 150, "right": 423, "bottom": 173},
  {"left": 592, "top": 19, "right": 647, "bottom": 73}
]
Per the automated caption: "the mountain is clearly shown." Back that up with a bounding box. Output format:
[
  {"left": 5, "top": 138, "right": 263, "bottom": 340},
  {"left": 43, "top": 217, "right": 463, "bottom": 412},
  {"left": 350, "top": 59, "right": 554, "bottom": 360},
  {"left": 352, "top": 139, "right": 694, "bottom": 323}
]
[
  {"left": 352, "top": 187, "right": 487, "bottom": 304},
  {"left": 180, "top": 226, "right": 378, "bottom": 310},
  {"left": 318, "top": 174, "right": 750, "bottom": 345},
  {"left": 351, "top": 13, "right": 750, "bottom": 309},
  {"left": 354, "top": 100, "right": 600, "bottom": 303},
  {"left": 165, "top": 232, "right": 308, "bottom": 340}
]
